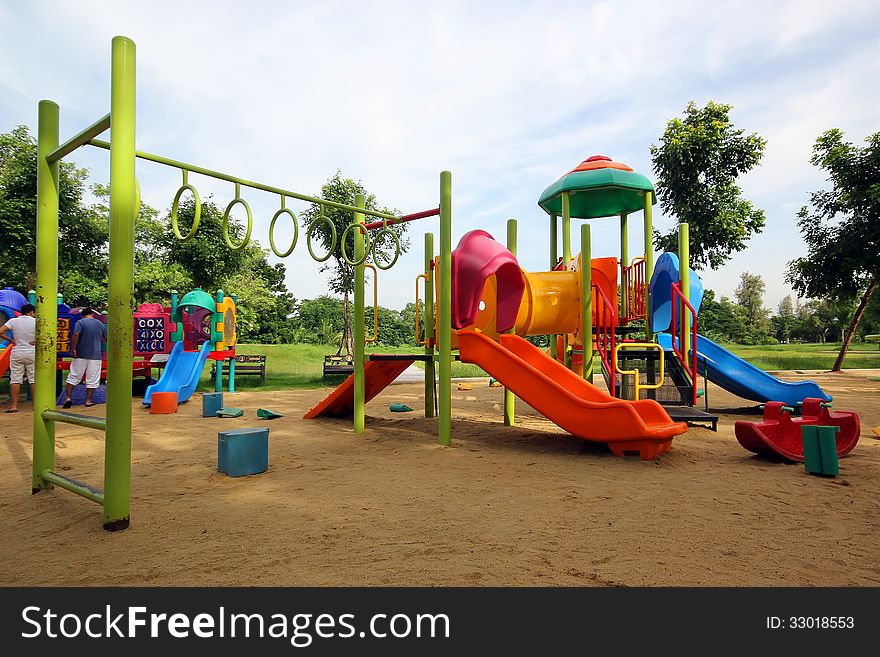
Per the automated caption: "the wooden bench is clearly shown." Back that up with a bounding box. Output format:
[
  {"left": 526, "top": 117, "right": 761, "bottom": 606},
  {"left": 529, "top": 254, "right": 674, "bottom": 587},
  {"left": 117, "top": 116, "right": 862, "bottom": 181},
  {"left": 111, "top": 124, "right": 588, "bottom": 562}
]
[
  {"left": 323, "top": 354, "right": 354, "bottom": 376},
  {"left": 211, "top": 354, "right": 266, "bottom": 383}
]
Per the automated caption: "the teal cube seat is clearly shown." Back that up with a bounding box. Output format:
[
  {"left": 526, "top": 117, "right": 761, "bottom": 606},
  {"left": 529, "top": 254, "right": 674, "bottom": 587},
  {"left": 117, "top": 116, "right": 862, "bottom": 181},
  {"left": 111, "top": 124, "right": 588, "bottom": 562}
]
[
  {"left": 218, "top": 427, "right": 268, "bottom": 477},
  {"left": 203, "top": 392, "right": 224, "bottom": 417}
]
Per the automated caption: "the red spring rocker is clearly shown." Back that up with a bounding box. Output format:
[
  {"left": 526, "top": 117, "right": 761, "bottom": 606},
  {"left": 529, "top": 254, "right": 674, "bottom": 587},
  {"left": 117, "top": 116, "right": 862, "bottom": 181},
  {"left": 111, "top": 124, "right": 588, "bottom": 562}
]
[{"left": 734, "top": 398, "right": 860, "bottom": 462}]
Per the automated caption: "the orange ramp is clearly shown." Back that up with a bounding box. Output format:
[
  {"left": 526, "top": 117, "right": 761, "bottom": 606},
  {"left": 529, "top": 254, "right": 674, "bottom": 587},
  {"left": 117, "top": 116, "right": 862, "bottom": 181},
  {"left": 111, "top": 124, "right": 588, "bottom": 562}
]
[
  {"left": 457, "top": 330, "right": 686, "bottom": 459},
  {"left": 304, "top": 359, "right": 414, "bottom": 419},
  {"left": 0, "top": 344, "right": 11, "bottom": 378}
]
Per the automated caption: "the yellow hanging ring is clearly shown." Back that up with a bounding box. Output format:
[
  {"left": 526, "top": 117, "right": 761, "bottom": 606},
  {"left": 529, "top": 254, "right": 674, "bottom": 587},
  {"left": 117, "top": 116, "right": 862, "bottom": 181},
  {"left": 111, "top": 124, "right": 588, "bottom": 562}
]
[
  {"left": 340, "top": 222, "right": 371, "bottom": 266},
  {"left": 307, "top": 210, "right": 337, "bottom": 263},
  {"left": 222, "top": 183, "right": 252, "bottom": 251},
  {"left": 371, "top": 221, "right": 401, "bottom": 270},
  {"left": 171, "top": 170, "right": 201, "bottom": 242},
  {"left": 269, "top": 196, "right": 298, "bottom": 258}
]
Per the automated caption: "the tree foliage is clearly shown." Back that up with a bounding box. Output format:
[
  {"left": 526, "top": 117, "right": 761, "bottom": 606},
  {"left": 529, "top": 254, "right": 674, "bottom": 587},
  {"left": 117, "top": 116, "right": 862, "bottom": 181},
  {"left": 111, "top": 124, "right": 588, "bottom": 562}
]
[
  {"left": 0, "top": 125, "right": 107, "bottom": 295},
  {"left": 651, "top": 101, "right": 767, "bottom": 270},
  {"left": 299, "top": 172, "right": 408, "bottom": 354},
  {"left": 786, "top": 129, "right": 880, "bottom": 370}
]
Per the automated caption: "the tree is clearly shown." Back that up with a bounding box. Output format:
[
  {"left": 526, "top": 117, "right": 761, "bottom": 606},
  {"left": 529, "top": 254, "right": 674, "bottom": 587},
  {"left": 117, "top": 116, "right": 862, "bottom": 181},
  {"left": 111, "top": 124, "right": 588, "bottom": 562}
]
[
  {"left": 0, "top": 126, "right": 107, "bottom": 295},
  {"left": 787, "top": 129, "right": 880, "bottom": 371},
  {"left": 299, "top": 172, "right": 408, "bottom": 356},
  {"left": 698, "top": 289, "right": 749, "bottom": 343},
  {"left": 650, "top": 101, "right": 767, "bottom": 270},
  {"left": 734, "top": 272, "right": 769, "bottom": 327},
  {"left": 772, "top": 295, "right": 796, "bottom": 343}
]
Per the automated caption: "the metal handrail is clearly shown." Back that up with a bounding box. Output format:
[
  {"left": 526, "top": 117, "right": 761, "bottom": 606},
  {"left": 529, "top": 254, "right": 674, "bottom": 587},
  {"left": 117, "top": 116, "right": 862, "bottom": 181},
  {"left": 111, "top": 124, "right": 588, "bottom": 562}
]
[
  {"left": 670, "top": 282, "right": 699, "bottom": 405},
  {"left": 614, "top": 342, "right": 665, "bottom": 400},
  {"left": 591, "top": 282, "right": 617, "bottom": 395},
  {"left": 622, "top": 256, "right": 646, "bottom": 324}
]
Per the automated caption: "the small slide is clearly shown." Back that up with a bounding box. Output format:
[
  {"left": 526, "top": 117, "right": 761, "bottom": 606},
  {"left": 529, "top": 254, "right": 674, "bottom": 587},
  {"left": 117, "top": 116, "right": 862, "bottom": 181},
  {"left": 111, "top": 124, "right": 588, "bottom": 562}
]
[
  {"left": 458, "top": 330, "right": 687, "bottom": 459},
  {"left": 304, "top": 359, "right": 415, "bottom": 419},
  {"left": 143, "top": 340, "right": 211, "bottom": 405},
  {"left": 0, "top": 343, "right": 11, "bottom": 378},
  {"left": 658, "top": 333, "right": 830, "bottom": 406}
]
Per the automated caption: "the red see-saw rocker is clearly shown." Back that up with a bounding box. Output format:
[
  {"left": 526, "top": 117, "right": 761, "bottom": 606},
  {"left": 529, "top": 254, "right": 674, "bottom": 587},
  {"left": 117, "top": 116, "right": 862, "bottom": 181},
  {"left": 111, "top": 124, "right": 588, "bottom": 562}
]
[{"left": 734, "top": 398, "right": 860, "bottom": 462}]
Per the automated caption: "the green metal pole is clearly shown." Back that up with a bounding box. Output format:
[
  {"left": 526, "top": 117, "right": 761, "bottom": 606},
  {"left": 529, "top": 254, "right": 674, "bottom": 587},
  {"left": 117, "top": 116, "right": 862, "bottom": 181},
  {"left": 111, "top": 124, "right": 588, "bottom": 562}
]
[
  {"left": 581, "top": 223, "right": 593, "bottom": 379},
  {"left": 214, "top": 289, "right": 223, "bottom": 392},
  {"left": 620, "top": 211, "right": 628, "bottom": 312},
  {"left": 353, "top": 194, "right": 366, "bottom": 433},
  {"left": 643, "top": 191, "right": 654, "bottom": 341},
  {"left": 229, "top": 293, "right": 237, "bottom": 393},
  {"left": 504, "top": 218, "right": 517, "bottom": 426},
  {"left": 32, "top": 100, "right": 60, "bottom": 494},
  {"left": 549, "top": 213, "right": 558, "bottom": 360},
  {"left": 562, "top": 193, "right": 572, "bottom": 369},
  {"left": 438, "top": 171, "right": 453, "bottom": 446},
  {"left": 103, "top": 35, "right": 136, "bottom": 531},
  {"left": 424, "top": 232, "right": 435, "bottom": 418},
  {"left": 215, "top": 358, "right": 223, "bottom": 391},
  {"left": 679, "top": 222, "right": 691, "bottom": 359}
]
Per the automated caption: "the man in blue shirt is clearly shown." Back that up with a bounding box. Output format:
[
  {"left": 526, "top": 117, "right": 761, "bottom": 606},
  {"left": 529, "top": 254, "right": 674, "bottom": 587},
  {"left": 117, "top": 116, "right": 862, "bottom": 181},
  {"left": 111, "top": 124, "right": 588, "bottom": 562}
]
[{"left": 62, "top": 307, "right": 107, "bottom": 408}]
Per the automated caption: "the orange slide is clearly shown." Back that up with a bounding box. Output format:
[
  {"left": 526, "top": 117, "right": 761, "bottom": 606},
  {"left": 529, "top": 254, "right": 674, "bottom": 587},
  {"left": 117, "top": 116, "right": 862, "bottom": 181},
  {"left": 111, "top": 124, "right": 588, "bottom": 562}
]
[
  {"left": 0, "top": 344, "right": 11, "bottom": 378},
  {"left": 457, "top": 330, "right": 687, "bottom": 459},
  {"left": 304, "top": 359, "right": 414, "bottom": 419}
]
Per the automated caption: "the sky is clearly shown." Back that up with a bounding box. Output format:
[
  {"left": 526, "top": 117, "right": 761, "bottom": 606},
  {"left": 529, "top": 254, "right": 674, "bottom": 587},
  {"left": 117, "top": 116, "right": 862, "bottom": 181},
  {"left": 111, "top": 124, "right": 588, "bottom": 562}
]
[{"left": 1, "top": 0, "right": 878, "bottom": 312}]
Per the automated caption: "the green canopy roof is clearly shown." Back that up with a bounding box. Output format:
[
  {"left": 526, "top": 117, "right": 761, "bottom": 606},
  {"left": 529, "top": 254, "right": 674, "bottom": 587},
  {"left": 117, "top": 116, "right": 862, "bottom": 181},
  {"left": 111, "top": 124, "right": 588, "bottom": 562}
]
[
  {"left": 171, "top": 288, "right": 215, "bottom": 321},
  {"left": 538, "top": 162, "right": 656, "bottom": 219}
]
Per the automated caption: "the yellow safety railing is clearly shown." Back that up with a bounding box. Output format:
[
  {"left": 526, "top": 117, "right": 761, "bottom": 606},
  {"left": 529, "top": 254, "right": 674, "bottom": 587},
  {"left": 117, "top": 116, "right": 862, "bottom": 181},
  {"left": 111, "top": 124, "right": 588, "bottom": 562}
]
[
  {"left": 415, "top": 272, "right": 430, "bottom": 346},
  {"left": 614, "top": 342, "right": 664, "bottom": 400}
]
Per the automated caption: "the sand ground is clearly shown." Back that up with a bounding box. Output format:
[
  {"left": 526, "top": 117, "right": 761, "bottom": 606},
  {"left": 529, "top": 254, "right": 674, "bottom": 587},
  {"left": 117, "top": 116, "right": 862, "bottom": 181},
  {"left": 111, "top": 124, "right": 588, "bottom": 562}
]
[{"left": 1, "top": 370, "right": 879, "bottom": 586}]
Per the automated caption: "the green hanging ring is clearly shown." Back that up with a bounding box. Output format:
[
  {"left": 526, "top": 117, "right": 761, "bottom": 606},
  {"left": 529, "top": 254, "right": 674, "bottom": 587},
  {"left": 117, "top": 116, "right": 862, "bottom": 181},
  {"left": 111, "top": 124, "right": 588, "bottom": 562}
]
[
  {"left": 372, "top": 225, "right": 401, "bottom": 270},
  {"left": 223, "top": 196, "right": 253, "bottom": 251},
  {"left": 269, "top": 207, "right": 299, "bottom": 258},
  {"left": 340, "top": 223, "right": 371, "bottom": 266},
  {"left": 171, "top": 184, "right": 202, "bottom": 241},
  {"left": 307, "top": 213, "right": 337, "bottom": 262}
]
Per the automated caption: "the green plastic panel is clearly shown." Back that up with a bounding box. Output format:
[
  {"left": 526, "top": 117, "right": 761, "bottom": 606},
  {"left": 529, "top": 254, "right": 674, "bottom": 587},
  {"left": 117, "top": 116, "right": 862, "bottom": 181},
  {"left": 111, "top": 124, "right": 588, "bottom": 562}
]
[
  {"left": 538, "top": 169, "right": 656, "bottom": 219},
  {"left": 171, "top": 288, "right": 216, "bottom": 321}
]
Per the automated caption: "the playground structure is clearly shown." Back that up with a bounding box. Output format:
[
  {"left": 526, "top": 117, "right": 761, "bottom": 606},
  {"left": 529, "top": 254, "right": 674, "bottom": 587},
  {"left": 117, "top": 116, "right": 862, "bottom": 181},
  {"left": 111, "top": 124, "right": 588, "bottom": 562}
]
[
  {"left": 30, "top": 36, "right": 842, "bottom": 532},
  {"left": 142, "top": 288, "right": 239, "bottom": 405}
]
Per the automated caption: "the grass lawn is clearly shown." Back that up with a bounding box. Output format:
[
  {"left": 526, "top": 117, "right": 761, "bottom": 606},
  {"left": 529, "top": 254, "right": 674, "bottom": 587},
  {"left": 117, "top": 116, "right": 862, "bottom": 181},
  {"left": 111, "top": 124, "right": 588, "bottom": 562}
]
[{"left": 722, "top": 342, "right": 880, "bottom": 371}]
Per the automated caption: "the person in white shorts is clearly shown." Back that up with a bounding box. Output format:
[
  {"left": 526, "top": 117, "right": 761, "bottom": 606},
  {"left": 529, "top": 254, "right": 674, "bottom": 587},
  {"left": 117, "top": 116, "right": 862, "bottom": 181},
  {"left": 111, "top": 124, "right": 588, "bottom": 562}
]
[
  {"left": 62, "top": 307, "right": 107, "bottom": 408},
  {"left": 0, "top": 303, "right": 36, "bottom": 413}
]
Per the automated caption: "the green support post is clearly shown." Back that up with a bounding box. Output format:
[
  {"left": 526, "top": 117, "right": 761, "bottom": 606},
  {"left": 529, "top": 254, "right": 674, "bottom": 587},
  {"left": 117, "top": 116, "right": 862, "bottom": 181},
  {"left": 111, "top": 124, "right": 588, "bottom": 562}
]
[
  {"left": 562, "top": 193, "right": 572, "bottom": 369},
  {"left": 353, "top": 194, "right": 366, "bottom": 434},
  {"left": 581, "top": 223, "right": 593, "bottom": 379},
  {"left": 103, "top": 35, "right": 137, "bottom": 531},
  {"left": 424, "top": 232, "right": 435, "bottom": 418},
  {"left": 214, "top": 289, "right": 224, "bottom": 392},
  {"left": 549, "top": 213, "right": 558, "bottom": 360},
  {"left": 504, "top": 218, "right": 517, "bottom": 426},
  {"left": 678, "top": 222, "right": 690, "bottom": 360},
  {"left": 438, "top": 171, "right": 453, "bottom": 446},
  {"left": 32, "top": 99, "right": 60, "bottom": 494},
  {"left": 229, "top": 293, "right": 237, "bottom": 393},
  {"left": 620, "top": 211, "right": 628, "bottom": 312},
  {"left": 643, "top": 191, "right": 654, "bottom": 341}
]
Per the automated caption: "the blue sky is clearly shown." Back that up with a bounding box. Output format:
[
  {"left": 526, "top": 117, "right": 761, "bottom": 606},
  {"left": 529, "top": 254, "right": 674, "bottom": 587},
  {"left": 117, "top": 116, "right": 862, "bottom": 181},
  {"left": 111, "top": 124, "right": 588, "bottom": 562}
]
[{"left": 1, "top": 0, "right": 878, "bottom": 311}]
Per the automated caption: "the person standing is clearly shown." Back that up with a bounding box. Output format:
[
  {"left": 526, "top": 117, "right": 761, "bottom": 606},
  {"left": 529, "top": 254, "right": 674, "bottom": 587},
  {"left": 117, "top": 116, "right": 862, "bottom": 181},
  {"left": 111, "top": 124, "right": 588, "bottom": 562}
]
[
  {"left": 0, "top": 303, "right": 36, "bottom": 413},
  {"left": 62, "top": 308, "right": 107, "bottom": 409}
]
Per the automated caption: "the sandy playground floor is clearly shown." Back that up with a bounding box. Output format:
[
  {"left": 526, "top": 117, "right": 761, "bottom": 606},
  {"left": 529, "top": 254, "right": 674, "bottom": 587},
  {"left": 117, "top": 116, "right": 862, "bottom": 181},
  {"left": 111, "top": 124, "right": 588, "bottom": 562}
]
[{"left": 1, "top": 369, "right": 879, "bottom": 586}]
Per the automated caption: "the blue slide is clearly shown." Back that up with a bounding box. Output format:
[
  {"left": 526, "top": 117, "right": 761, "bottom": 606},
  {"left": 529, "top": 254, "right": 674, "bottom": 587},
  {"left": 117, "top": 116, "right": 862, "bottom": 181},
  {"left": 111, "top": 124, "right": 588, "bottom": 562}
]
[
  {"left": 658, "top": 333, "right": 831, "bottom": 406},
  {"left": 143, "top": 340, "right": 211, "bottom": 405}
]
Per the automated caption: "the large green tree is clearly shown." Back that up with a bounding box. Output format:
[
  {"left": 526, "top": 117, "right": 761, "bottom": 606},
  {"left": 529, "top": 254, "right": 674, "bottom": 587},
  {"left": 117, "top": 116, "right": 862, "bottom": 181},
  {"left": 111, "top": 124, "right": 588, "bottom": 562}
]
[
  {"left": 787, "top": 129, "right": 880, "bottom": 371},
  {"left": 0, "top": 126, "right": 107, "bottom": 298},
  {"left": 299, "top": 172, "right": 408, "bottom": 355},
  {"left": 651, "top": 101, "right": 767, "bottom": 270}
]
